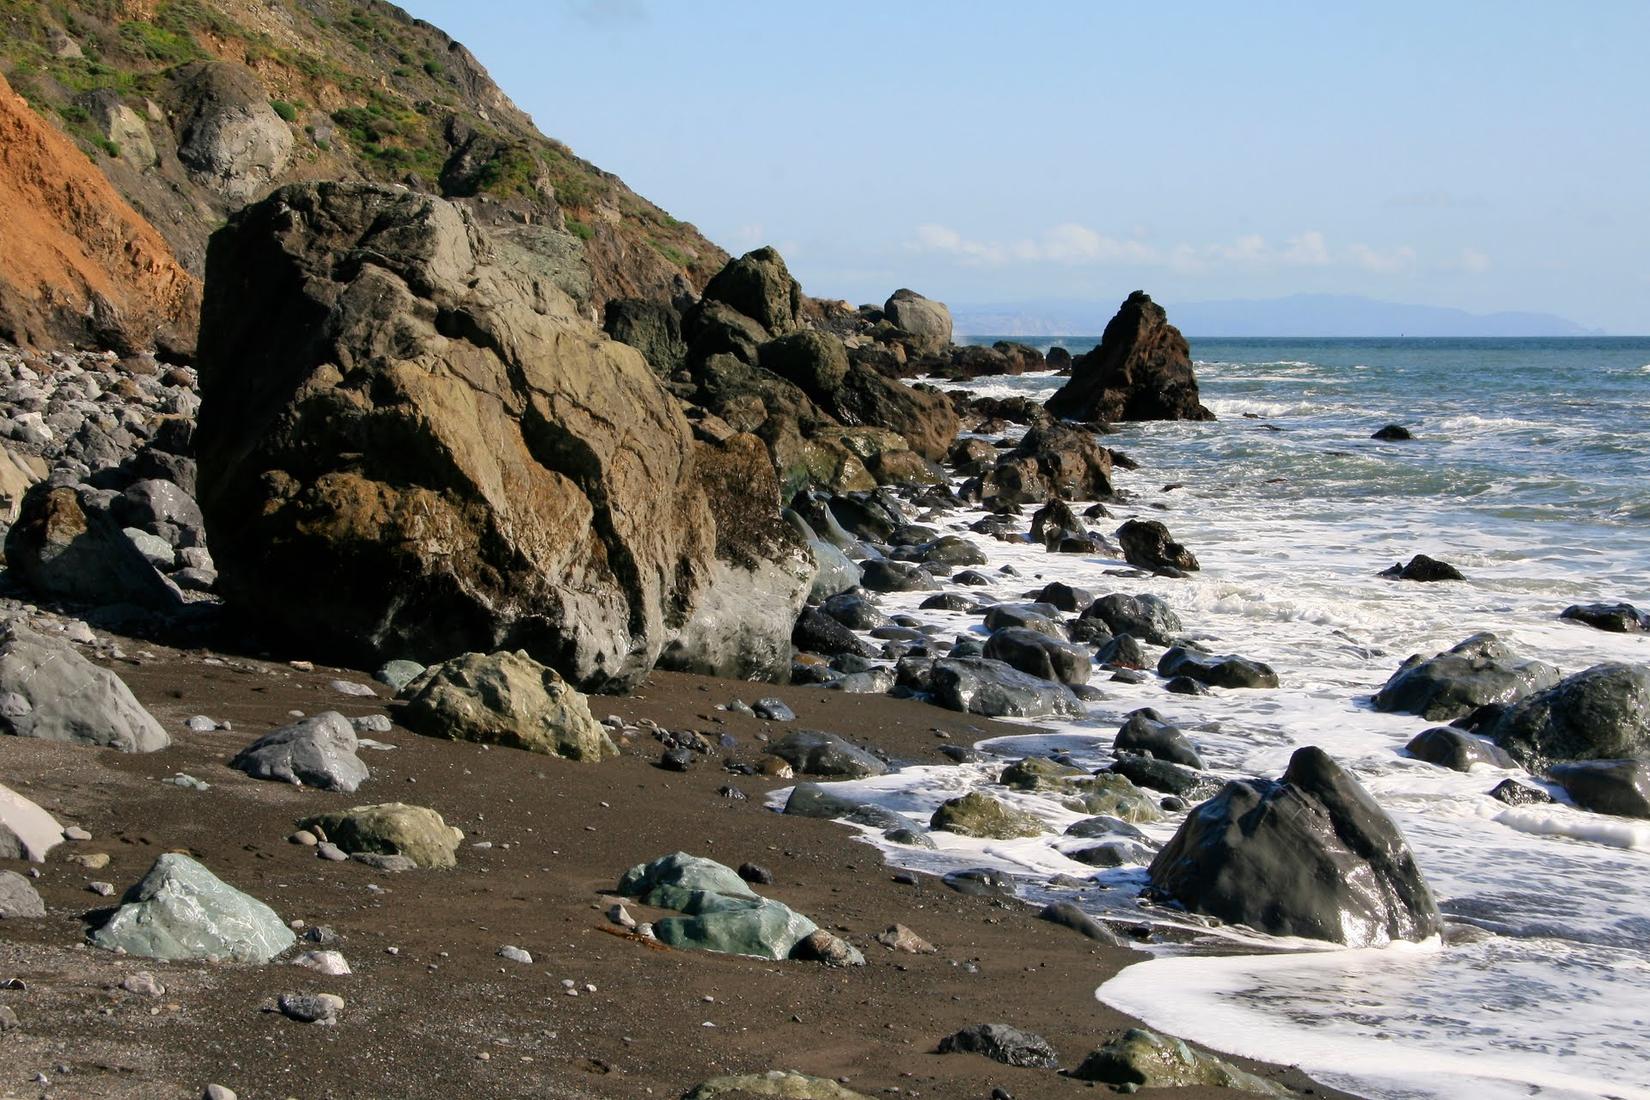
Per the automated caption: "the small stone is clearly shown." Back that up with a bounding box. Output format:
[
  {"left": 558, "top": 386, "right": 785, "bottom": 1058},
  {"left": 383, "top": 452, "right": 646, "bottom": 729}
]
[
  {"left": 0, "top": 1005, "right": 17, "bottom": 1030},
  {"left": 203, "top": 1086, "right": 238, "bottom": 1100},
  {"left": 289, "top": 661, "right": 314, "bottom": 672},
  {"left": 790, "top": 929, "right": 865, "bottom": 967},
  {"left": 292, "top": 950, "right": 351, "bottom": 976},
  {"left": 752, "top": 698, "right": 796, "bottom": 722},
  {"left": 120, "top": 971, "right": 165, "bottom": 997},
  {"left": 606, "top": 904, "right": 636, "bottom": 930},
  {"left": 63, "top": 826, "right": 92, "bottom": 842},
  {"left": 302, "top": 925, "right": 342, "bottom": 946},
  {"left": 497, "top": 945, "right": 533, "bottom": 964},
  {"left": 330, "top": 679, "right": 377, "bottom": 697},
  {"left": 351, "top": 852, "right": 418, "bottom": 872},
  {"left": 659, "top": 747, "right": 693, "bottom": 771},
  {"left": 717, "top": 785, "right": 748, "bottom": 801},
  {"left": 316, "top": 842, "right": 348, "bottom": 862},
  {"left": 68, "top": 851, "right": 110, "bottom": 869},
  {"left": 185, "top": 715, "right": 217, "bottom": 733},
  {"left": 289, "top": 830, "right": 319, "bottom": 846},
  {"left": 351, "top": 714, "right": 393, "bottom": 735},
  {"left": 275, "top": 992, "right": 343, "bottom": 1023},
  {"left": 737, "top": 862, "right": 774, "bottom": 885},
  {"left": 89, "top": 881, "right": 115, "bottom": 896},
  {"left": 875, "top": 924, "right": 936, "bottom": 954}
]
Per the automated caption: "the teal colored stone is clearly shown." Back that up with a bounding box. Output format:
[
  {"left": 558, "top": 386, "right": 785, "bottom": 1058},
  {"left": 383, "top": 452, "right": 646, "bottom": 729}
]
[
  {"left": 91, "top": 854, "right": 295, "bottom": 964},
  {"left": 618, "top": 852, "right": 757, "bottom": 901},
  {"left": 653, "top": 897, "right": 818, "bottom": 961}
]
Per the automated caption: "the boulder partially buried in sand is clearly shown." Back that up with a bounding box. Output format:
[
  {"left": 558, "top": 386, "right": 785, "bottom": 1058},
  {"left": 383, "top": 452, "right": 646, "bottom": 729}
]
[
  {"left": 230, "top": 712, "right": 369, "bottom": 792},
  {"left": 297, "top": 804, "right": 463, "bottom": 869},
  {"left": 91, "top": 853, "right": 296, "bottom": 963},
  {"left": 616, "top": 852, "right": 818, "bottom": 961},
  {"left": 0, "top": 625, "right": 169, "bottom": 752},
  {"left": 1146, "top": 746, "right": 1441, "bottom": 946},
  {"left": 399, "top": 650, "right": 616, "bottom": 762}
]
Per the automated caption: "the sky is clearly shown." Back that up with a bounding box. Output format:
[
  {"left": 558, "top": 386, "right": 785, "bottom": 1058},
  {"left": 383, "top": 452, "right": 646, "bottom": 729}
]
[{"left": 400, "top": 1, "right": 1649, "bottom": 333}]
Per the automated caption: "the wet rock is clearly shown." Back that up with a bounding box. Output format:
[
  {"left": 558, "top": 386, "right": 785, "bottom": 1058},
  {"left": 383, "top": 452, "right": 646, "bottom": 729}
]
[
  {"left": 1114, "top": 708, "right": 1203, "bottom": 768},
  {"left": 1071, "top": 1028, "right": 1285, "bottom": 1095},
  {"left": 0, "top": 870, "right": 46, "bottom": 918},
  {"left": 1164, "top": 675, "right": 1209, "bottom": 695},
  {"left": 1374, "top": 633, "right": 1561, "bottom": 721},
  {"left": 827, "top": 668, "right": 897, "bottom": 694},
  {"left": 399, "top": 650, "right": 616, "bottom": 762},
  {"left": 768, "top": 729, "right": 887, "bottom": 778},
  {"left": 919, "top": 592, "right": 977, "bottom": 612},
  {"left": 1147, "top": 747, "right": 1442, "bottom": 946},
  {"left": 1044, "top": 292, "right": 1212, "bottom": 422},
  {"left": 295, "top": 804, "right": 463, "bottom": 870},
  {"left": 1488, "top": 779, "right": 1554, "bottom": 806},
  {"left": 1064, "top": 815, "right": 1150, "bottom": 841},
  {"left": 1486, "top": 663, "right": 1650, "bottom": 770},
  {"left": 1069, "top": 839, "right": 1156, "bottom": 867},
  {"left": 999, "top": 755, "right": 1086, "bottom": 791},
  {"left": 1081, "top": 592, "right": 1183, "bottom": 646},
  {"left": 981, "top": 603, "right": 1062, "bottom": 637},
  {"left": 930, "top": 792, "right": 1043, "bottom": 839},
  {"left": 1404, "top": 727, "right": 1514, "bottom": 772},
  {"left": 1110, "top": 754, "right": 1221, "bottom": 800},
  {"left": 658, "top": 747, "right": 693, "bottom": 772},
  {"left": 0, "top": 625, "right": 169, "bottom": 752},
  {"left": 928, "top": 657, "right": 1085, "bottom": 719},
  {"left": 941, "top": 868, "right": 1016, "bottom": 897},
  {"left": 91, "top": 854, "right": 296, "bottom": 963},
  {"left": 782, "top": 784, "right": 909, "bottom": 832},
  {"left": 1158, "top": 646, "right": 1278, "bottom": 689},
  {"left": 1118, "top": 519, "right": 1199, "bottom": 575},
  {"left": 1061, "top": 773, "right": 1162, "bottom": 823},
  {"left": 1380, "top": 554, "right": 1465, "bottom": 582},
  {"left": 1549, "top": 760, "right": 1650, "bottom": 818},
  {"left": 858, "top": 559, "right": 939, "bottom": 593},
  {"left": 1095, "top": 633, "right": 1147, "bottom": 669},
  {"left": 0, "top": 782, "right": 63, "bottom": 862},
  {"left": 1560, "top": 602, "right": 1649, "bottom": 633},
  {"left": 1036, "top": 901, "right": 1128, "bottom": 945},
  {"left": 1371, "top": 423, "right": 1413, "bottom": 441},
  {"left": 1029, "top": 498, "right": 1081, "bottom": 548},
  {"left": 752, "top": 698, "right": 796, "bottom": 721},
  {"left": 937, "top": 1022, "right": 1059, "bottom": 1069},
  {"left": 230, "top": 712, "right": 368, "bottom": 793},
  {"left": 819, "top": 591, "right": 890, "bottom": 631},
  {"left": 981, "top": 423, "right": 1114, "bottom": 506},
  {"left": 983, "top": 627, "right": 1092, "bottom": 686}
]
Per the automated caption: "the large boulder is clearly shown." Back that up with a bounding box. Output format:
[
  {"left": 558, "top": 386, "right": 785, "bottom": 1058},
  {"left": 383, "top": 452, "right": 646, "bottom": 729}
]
[
  {"left": 700, "top": 246, "right": 803, "bottom": 335},
  {"left": 172, "top": 62, "right": 294, "bottom": 204},
  {"left": 1114, "top": 708, "right": 1203, "bottom": 769},
  {"left": 194, "top": 182, "right": 807, "bottom": 691},
  {"left": 1118, "top": 520, "right": 1199, "bottom": 575},
  {"left": 0, "top": 626, "right": 169, "bottom": 752},
  {"left": 229, "top": 712, "right": 369, "bottom": 792},
  {"left": 1158, "top": 646, "right": 1278, "bottom": 689},
  {"left": 1485, "top": 663, "right": 1650, "bottom": 770},
  {"left": 982, "top": 627, "right": 1092, "bottom": 686},
  {"left": 931, "top": 792, "right": 1043, "bottom": 839},
  {"left": 1373, "top": 633, "right": 1562, "bottom": 722},
  {"left": 1549, "top": 760, "right": 1650, "bottom": 819},
  {"left": 4, "top": 483, "right": 182, "bottom": 611},
  {"left": 981, "top": 424, "right": 1114, "bottom": 506},
  {"left": 1146, "top": 746, "right": 1442, "bottom": 946},
  {"left": 399, "top": 650, "right": 616, "bottom": 761},
  {"left": 882, "top": 289, "right": 953, "bottom": 353},
  {"left": 91, "top": 854, "right": 296, "bottom": 963},
  {"left": 1045, "top": 292, "right": 1213, "bottom": 422},
  {"left": 297, "top": 804, "right": 463, "bottom": 869},
  {"left": 617, "top": 852, "right": 817, "bottom": 960},
  {"left": 0, "top": 781, "right": 63, "bottom": 862},
  {"left": 928, "top": 657, "right": 1086, "bottom": 719},
  {"left": 768, "top": 729, "right": 888, "bottom": 779},
  {"left": 1081, "top": 592, "right": 1183, "bottom": 645},
  {"left": 1071, "top": 1029, "right": 1284, "bottom": 1095}
]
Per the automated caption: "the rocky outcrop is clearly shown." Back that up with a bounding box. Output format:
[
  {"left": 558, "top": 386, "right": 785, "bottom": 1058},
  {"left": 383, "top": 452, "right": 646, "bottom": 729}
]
[
  {"left": 1146, "top": 746, "right": 1442, "bottom": 946},
  {"left": 172, "top": 62, "right": 294, "bottom": 205},
  {"left": 980, "top": 424, "right": 1114, "bottom": 506},
  {"left": 0, "top": 72, "right": 198, "bottom": 352},
  {"left": 194, "top": 182, "right": 809, "bottom": 691},
  {"left": 882, "top": 289, "right": 952, "bottom": 353},
  {"left": 4, "top": 481, "right": 185, "bottom": 611},
  {"left": 1045, "top": 292, "right": 1212, "bottom": 422}
]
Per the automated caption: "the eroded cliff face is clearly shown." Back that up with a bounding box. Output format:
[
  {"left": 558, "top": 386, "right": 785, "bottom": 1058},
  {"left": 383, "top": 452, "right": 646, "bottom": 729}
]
[{"left": 0, "top": 71, "right": 198, "bottom": 354}]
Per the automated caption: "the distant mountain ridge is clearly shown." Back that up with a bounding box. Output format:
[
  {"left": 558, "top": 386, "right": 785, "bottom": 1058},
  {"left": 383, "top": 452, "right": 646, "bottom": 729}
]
[{"left": 953, "top": 293, "right": 1602, "bottom": 338}]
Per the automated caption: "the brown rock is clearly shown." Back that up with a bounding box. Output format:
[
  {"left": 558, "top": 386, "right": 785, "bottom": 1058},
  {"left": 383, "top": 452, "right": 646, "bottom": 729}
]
[{"left": 1046, "top": 292, "right": 1213, "bottom": 422}]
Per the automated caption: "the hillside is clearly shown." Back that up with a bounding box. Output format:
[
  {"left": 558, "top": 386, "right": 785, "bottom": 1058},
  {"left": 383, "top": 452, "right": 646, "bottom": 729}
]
[{"left": 0, "top": 0, "right": 725, "bottom": 341}]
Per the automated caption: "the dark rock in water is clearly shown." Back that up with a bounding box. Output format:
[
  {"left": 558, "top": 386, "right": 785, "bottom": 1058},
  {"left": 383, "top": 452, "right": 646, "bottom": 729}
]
[
  {"left": 1046, "top": 346, "right": 1073, "bottom": 371},
  {"left": 1065, "top": 618, "right": 1113, "bottom": 645},
  {"left": 937, "top": 1023, "right": 1059, "bottom": 1069},
  {"left": 819, "top": 591, "right": 889, "bottom": 631},
  {"left": 1071, "top": 1029, "right": 1283, "bottom": 1094},
  {"left": 1404, "top": 727, "right": 1514, "bottom": 772},
  {"left": 1486, "top": 663, "right": 1650, "bottom": 770},
  {"left": 931, "top": 792, "right": 1043, "bottom": 839},
  {"left": 1164, "top": 675, "right": 1209, "bottom": 696},
  {"left": 919, "top": 592, "right": 976, "bottom": 612},
  {"left": 1488, "top": 779, "right": 1553, "bottom": 806},
  {"left": 859, "top": 559, "right": 939, "bottom": 593},
  {"left": 938, "top": 744, "right": 985, "bottom": 764},
  {"left": 1032, "top": 581, "right": 1093, "bottom": 612},
  {"left": 1037, "top": 901, "right": 1128, "bottom": 946},
  {"left": 1065, "top": 815, "right": 1149, "bottom": 841},
  {"left": 928, "top": 658, "right": 1086, "bottom": 719},
  {"left": 782, "top": 783, "right": 908, "bottom": 832},
  {"left": 1549, "top": 760, "right": 1650, "bottom": 819},
  {"left": 1118, "top": 520, "right": 1199, "bottom": 575},
  {"left": 1081, "top": 592, "right": 1183, "bottom": 646},
  {"left": 908, "top": 536, "right": 986, "bottom": 568},
  {"left": 941, "top": 868, "right": 1016, "bottom": 897},
  {"left": 768, "top": 729, "right": 886, "bottom": 779},
  {"left": 1044, "top": 292, "right": 1213, "bottom": 422},
  {"left": 792, "top": 608, "right": 876, "bottom": 659},
  {"left": 947, "top": 437, "right": 999, "bottom": 469},
  {"left": 1380, "top": 554, "right": 1465, "bottom": 582},
  {"left": 980, "top": 423, "right": 1115, "bottom": 507},
  {"left": 1373, "top": 633, "right": 1560, "bottom": 721},
  {"left": 1158, "top": 647, "right": 1278, "bottom": 689},
  {"left": 1069, "top": 839, "right": 1156, "bottom": 867},
  {"left": 1096, "top": 633, "right": 1148, "bottom": 669},
  {"left": 1029, "top": 498, "right": 1080, "bottom": 547},
  {"left": 195, "top": 183, "right": 809, "bottom": 690},
  {"left": 1561, "top": 602, "right": 1650, "bottom": 633},
  {"left": 1110, "top": 754, "right": 1222, "bottom": 800},
  {"left": 1055, "top": 532, "right": 1109, "bottom": 554},
  {"left": 1146, "top": 746, "right": 1443, "bottom": 946},
  {"left": 952, "top": 569, "right": 994, "bottom": 587},
  {"left": 1372, "top": 423, "right": 1413, "bottom": 441},
  {"left": 982, "top": 627, "right": 1092, "bottom": 686},
  {"left": 982, "top": 603, "right": 1062, "bottom": 637},
  {"left": 1114, "top": 709, "right": 1203, "bottom": 768}
]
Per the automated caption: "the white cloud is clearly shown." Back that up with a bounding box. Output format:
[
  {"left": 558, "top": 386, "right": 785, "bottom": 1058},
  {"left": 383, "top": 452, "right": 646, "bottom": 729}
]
[
  {"left": 1452, "top": 247, "right": 1493, "bottom": 273},
  {"left": 728, "top": 223, "right": 766, "bottom": 251},
  {"left": 1347, "top": 243, "right": 1418, "bottom": 273}
]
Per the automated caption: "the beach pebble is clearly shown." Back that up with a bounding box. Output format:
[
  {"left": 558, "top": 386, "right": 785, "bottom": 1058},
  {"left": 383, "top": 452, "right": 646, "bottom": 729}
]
[
  {"left": 292, "top": 950, "right": 351, "bottom": 976},
  {"left": 329, "top": 679, "right": 376, "bottom": 697},
  {"left": 120, "top": 971, "right": 165, "bottom": 997},
  {"left": 63, "top": 825, "right": 92, "bottom": 841},
  {"left": 875, "top": 924, "right": 936, "bottom": 954},
  {"left": 752, "top": 698, "right": 795, "bottom": 721},
  {"left": 88, "top": 881, "right": 115, "bottom": 896},
  {"left": 606, "top": 903, "right": 636, "bottom": 930},
  {"left": 68, "top": 851, "right": 110, "bottom": 869},
  {"left": 316, "top": 842, "right": 348, "bottom": 862},
  {"left": 185, "top": 715, "right": 217, "bottom": 732},
  {"left": 275, "top": 992, "right": 343, "bottom": 1023},
  {"left": 289, "top": 830, "right": 318, "bottom": 846},
  {"left": 497, "top": 945, "right": 532, "bottom": 965},
  {"left": 202, "top": 1086, "right": 237, "bottom": 1100}
]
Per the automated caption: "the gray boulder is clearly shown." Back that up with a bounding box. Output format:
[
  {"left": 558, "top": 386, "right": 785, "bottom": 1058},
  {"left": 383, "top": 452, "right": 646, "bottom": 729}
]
[
  {"left": 230, "top": 712, "right": 368, "bottom": 792},
  {"left": 928, "top": 657, "right": 1085, "bottom": 718},
  {"left": 0, "top": 781, "right": 63, "bottom": 862},
  {"left": 1487, "top": 663, "right": 1650, "bottom": 770},
  {"left": 1082, "top": 592, "right": 1183, "bottom": 645},
  {"left": 818, "top": 591, "right": 889, "bottom": 630},
  {"left": 617, "top": 851, "right": 817, "bottom": 961},
  {"left": 1146, "top": 746, "right": 1442, "bottom": 946},
  {"left": 791, "top": 607, "right": 875, "bottom": 659},
  {"left": 1158, "top": 646, "right": 1278, "bottom": 689},
  {"left": 0, "top": 870, "right": 46, "bottom": 919},
  {"left": 782, "top": 783, "right": 910, "bottom": 833},
  {"left": 883, "top": 289, "right": 953, "bottom": 352},
  {"left": 1114, "top": 708, "right": 1203, "bottom": 768},
  {"left": 1549, "top": 760, "right": 1650, "bottom": 818},
  {"left": 937, "top": 1023, "right": 1058, "bottom": 1069},
  {"left": 982, "top": 626, "right": 1092, "bottom": 686},
  {"left": 1404, "top": 727, "right": 1513, "bottom": 772},
  {"left": 173, "top": 62, "right": 294, "bottom": 203},
  {"left": 399, "top": 650, "right": 616, "bottom": 761},
  {"left": 858, "top": 559, "right": 938, "bottom": 593},
  {"left": 1110, "top": 753, "right": 1221, "bottom": 800},
  {"left": 4, "top": 484, "right": 182, "bottom": 610},
  {"left": 0, "top": 626, "right": 169, "bottom": 752},
  {"left": 1373, "top": 633, "right": 1562, "bottom": 721},
  {"left": 91, "top": 853, "right": 296, "bottom": 963},
  {"left": 768, "top": 729, "right": 887, "bottom": 779}
]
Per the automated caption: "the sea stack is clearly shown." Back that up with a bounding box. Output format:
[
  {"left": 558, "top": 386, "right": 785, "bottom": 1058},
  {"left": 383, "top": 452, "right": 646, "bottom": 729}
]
[{"left": 1045, "top": 291, "right": 1213, "bottom": 422}]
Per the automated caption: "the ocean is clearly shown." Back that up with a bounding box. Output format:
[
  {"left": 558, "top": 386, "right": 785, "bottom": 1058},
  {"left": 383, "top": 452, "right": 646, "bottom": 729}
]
[{"left": 793, "top": 337, "right": 1650, "bottom": 1100}]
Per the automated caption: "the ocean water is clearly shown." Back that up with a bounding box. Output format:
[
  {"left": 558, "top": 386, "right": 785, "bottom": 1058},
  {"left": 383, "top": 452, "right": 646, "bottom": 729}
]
[{"left": 784, "top": 338, "right": 1650, "bottom": 1100}]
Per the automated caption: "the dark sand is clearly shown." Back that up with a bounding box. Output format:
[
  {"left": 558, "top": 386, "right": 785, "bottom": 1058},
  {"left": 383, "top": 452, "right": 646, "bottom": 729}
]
[{"left": 0, "top": 638, "right": 1359, "bottom": 1099}]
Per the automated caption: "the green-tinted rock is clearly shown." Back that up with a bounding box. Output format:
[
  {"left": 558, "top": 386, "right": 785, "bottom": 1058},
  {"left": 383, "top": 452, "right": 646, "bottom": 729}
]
[
  {"left": 297, "top": 803, "right": 463, "bottom": 869},
  {"left": 684, "top": 1069, "right": 873, "bottom": 1099},
  {"left": 376, "top": 659, "right": 427, "bottom": 693},
  {"left": 930, "top": 792, "right": 1044, "bottom": 839},
  {"left": 1062, "top": 773, "right": 1161, "bottom": 824},
  {"left": 999, "top": 756, "right": 1085, "bottom": 791},
  {"left": 399, "top": 650, "right": 616, "bottom": 761},
  {"left": 91, "top": 854, "right": 295, "bottom": 963},
  {"left": 1070, "top": 1028, "right": 1286, "bottom": 1096},
  {"left": 653, "top": 895, "right": 818, "bottom": 961},
  {"left": 617, "top": 851, "right": 758, "bottom": 904}
]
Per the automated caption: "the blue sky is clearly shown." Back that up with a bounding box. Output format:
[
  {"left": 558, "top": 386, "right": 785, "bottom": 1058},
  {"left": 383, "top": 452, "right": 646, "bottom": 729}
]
[{"left": 402, "top": 1, "right": 1648, "bottom": 332}]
